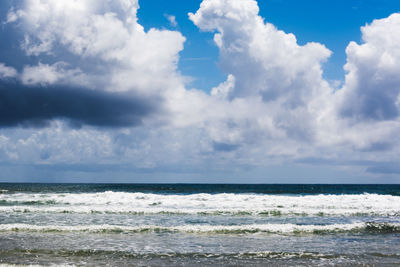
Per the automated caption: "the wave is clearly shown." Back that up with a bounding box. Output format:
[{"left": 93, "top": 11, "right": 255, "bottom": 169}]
[
  {"left": 1, "top": 192, "right": 399, "bottom": 216},
  {"left": 0, "top": 200, "right": 57, "bottom": 206},
  {"left": 2, "top": 207, "right": 399, "bottom": 217},
  {"left": 1, "top": 222, "right": 399, "bottom": 234},
  {"left": 3, "top": 248, "right": 398, "bottom": 260},
  {"left": 1, "top": 249, "right": 399, "bottom": 267}
]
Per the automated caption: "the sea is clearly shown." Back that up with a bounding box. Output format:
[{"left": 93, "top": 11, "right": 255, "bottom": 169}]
[{"left": 0, "top": 183, "right": 399, "bottom": 266}]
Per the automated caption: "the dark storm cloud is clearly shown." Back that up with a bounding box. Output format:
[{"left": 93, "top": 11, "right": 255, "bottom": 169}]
[{"left": 0, "top": 81, "right": 158, "bottom": 128}]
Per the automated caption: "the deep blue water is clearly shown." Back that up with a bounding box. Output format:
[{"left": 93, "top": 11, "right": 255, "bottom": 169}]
[{"left": 1, "top": 183, "right": 400, "bottom": 195}]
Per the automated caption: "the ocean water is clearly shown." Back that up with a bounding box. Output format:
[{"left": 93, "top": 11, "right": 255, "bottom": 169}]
[{"left": 0, "top": 183, "right": 399, "bottom": 266}]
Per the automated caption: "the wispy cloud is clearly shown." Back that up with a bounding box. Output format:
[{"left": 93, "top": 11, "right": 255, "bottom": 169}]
[{"left": 165, "top": 13, "right": 177, "bottom": 27}]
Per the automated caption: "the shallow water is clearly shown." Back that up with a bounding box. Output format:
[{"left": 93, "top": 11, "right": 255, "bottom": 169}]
[{"left": 0, "top": 183, "right": 399, "bottom": 266}]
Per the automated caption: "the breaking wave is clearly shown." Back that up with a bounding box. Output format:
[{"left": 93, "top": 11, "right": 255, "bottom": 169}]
[
  {"left": 1, "top": 222, "right": 399, "bottom": 235},
  {"left": 0, "top": 191, "right": 399, "bottom": 216}
]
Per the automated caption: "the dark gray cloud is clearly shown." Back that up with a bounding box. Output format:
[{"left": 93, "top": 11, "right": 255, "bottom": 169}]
[
  {"left": 360, "top": 142, "right": 392, "bottom": 152},
  {"left": 297, "top": 157, "right": 400, "bottom": 175},
  {"left": 340, "top": 87, "right": 399, "bottom": 121},
  {"left": 295, "top": 157, "right": 377, "bottom": 166},
  {"left": 366, "top": 164, "right": 400, "bottom": 175},
  {"left": 0, "top": 81, "right": 158, "bottom": 128},
  {"left": 212, "top": 141, "right": 239, "bottom": 152}
]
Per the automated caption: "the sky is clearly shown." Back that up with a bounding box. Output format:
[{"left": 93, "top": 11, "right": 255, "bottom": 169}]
[{"left": 0, "top": 0, "right": 400, "bottom": 183}]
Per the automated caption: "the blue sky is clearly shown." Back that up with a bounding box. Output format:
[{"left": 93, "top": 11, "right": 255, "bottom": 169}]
[{"left": 0, "top": 0, "right": 400, "bottom": 183}]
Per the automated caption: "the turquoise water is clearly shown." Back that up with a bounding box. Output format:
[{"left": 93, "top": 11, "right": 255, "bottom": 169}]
[{"left": 0, "top": 183, "right": 399, "bottom": 266}]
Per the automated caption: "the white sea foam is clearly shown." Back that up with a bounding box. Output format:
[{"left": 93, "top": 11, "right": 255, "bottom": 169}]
[
  {"left": 0, "top": 192, "right": 399, "bottom": 216},
  {"left": 0, "top": 222, "right": 398, "bottom": 234}
]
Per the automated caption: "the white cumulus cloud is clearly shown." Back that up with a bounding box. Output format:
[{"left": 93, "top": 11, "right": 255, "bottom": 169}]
[
  {"left": 338, "top": 13, "right": 400, "bottom": 121},
  {"left": 188, "top": 0, "right": 334, "bottom": 149},
  {"left": 0, "top": 63, "right": 17, "bottom": 79},
  {"left": 8, "top": 0, "right": 186, "bottom": 96}
]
